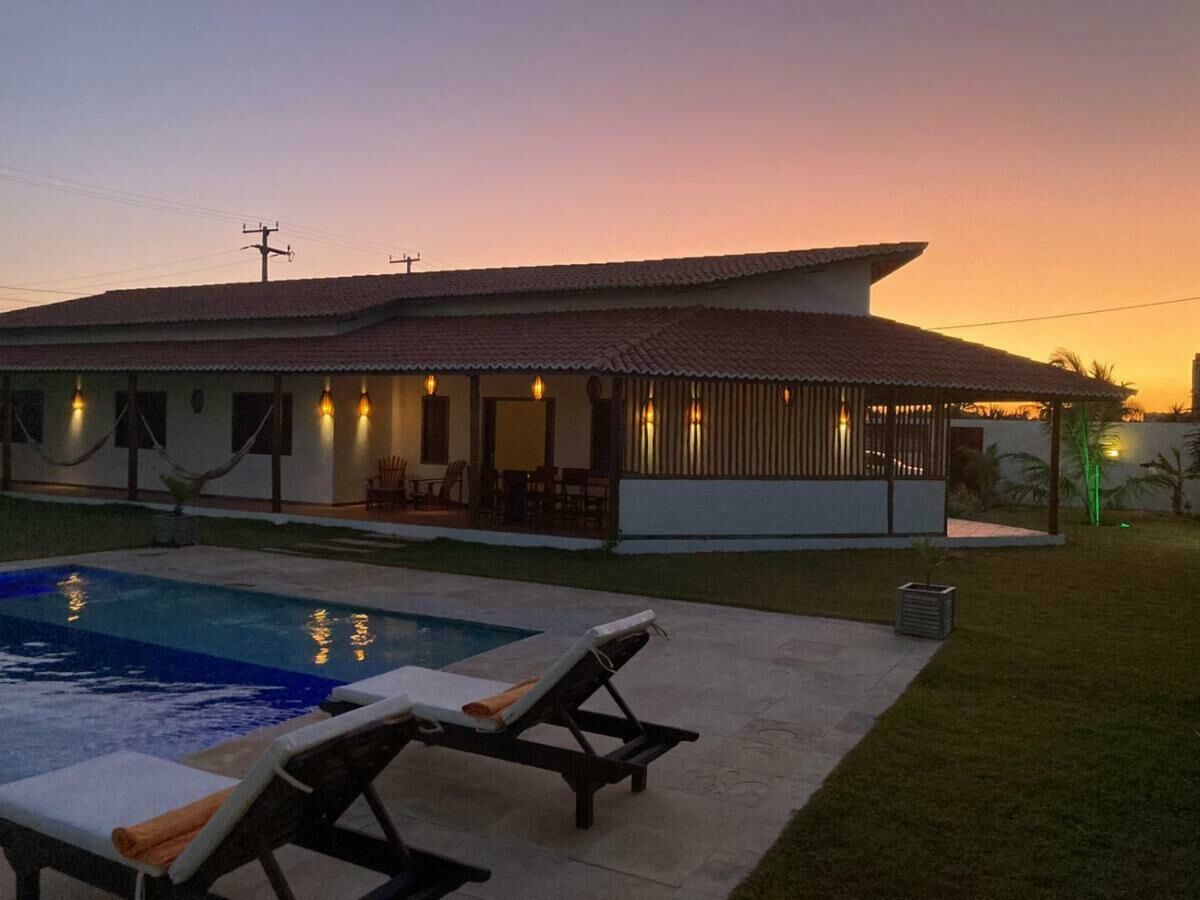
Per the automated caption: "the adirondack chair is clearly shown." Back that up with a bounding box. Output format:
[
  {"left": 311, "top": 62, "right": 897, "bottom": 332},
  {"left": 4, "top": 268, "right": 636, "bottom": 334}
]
[
  {"left": 365, "top": 456, "right": 408, "bottom": 510},
  {"left": 410, "top": 459, "right": 468, "bottom": 508}
]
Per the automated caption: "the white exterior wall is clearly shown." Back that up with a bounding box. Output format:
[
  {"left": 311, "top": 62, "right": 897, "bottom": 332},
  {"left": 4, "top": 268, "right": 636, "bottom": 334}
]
[
  {"left": 9, "top": 372, "right": 333, "bottom": 503},
  {"left": 952, "top": 419, "right": 1200, "bottom": 514},
  {"left": 619, "top": 479, "right": 890, "bottom": 537},
  {"left": 893, "top": 481, "right": 946, "bottom": 533}
]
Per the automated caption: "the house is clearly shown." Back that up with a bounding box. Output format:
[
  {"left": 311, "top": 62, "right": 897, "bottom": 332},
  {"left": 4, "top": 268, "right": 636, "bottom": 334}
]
[{"left": 0, "top": 242, "right": 1124, "bottom": 551}]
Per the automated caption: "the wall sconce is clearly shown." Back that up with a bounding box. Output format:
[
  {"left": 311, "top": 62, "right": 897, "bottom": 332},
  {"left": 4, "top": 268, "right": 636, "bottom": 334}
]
[
  {"left": 838, "top": 397, "right": 850, "bottom": 432},
  {"left": 585, "top": 375, "right": 602, "bottom": 402},
  {"left": 190, "top": 389, "right": 205, "bottom": 414},
  {"left": 642, "top": 397, "right": 655, "bottom": 426},
  {"left": 688, "top": 398, "right": 703, "bottom": 426},
  {"left": 71, "top": 387, "right": 86, "bottom": 411},
  {"left": 1103, "top": 445, "right": 1120, "bottom": 459},
  {"left": 357, "top": 390, "right": 372, "bottom": 418},
  {"left": 423, "top": 373, "right": 438, "bottom": 397},
  {"left": 531, "top": 375, "right": 545, "bottom": 401},
  {"left": 318, "top": 387, "right": 334, "bottom": 417},
  {"left": 780, "top": 385, "right": 793, "bottom": 406}
]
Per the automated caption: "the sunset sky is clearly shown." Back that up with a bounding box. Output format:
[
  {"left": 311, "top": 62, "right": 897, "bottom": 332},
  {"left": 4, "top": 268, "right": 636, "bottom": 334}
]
[{"left": 3, "top": 2, "right": 1198, "bottom": 409}]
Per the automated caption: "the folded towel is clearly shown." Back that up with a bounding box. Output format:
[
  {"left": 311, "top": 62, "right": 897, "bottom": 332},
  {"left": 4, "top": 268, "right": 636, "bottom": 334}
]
[
  {"left": 111, "top": 786, "right": 236, "bottom": 868},
  {"left": 462, "top": 677, "right": 539, "bottom": 720}
]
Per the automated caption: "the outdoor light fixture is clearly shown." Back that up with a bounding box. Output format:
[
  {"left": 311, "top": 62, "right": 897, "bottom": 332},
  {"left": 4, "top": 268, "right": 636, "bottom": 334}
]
[
  {"left": 357, "top": 390, "right": 372, "bottom": 418},
  {"left": 838, "top": 398, "right": 850, "bottom": 432},
  {"left": 1103, "top": 445, "right": 1121, "bottom": 459},
  {"left": 780, "top": 385, "right": 793, "bottom": 406},
  {"left": 531, "top": 375, "right": 545, "bottom": 401},
  {"left": 688, "top": 398, "right": 703, "bottom": 426},
  {"left": 585, "top": 375, "right": 602, "bottom": 402},
  {"left": 642, "top": 397, "right": 656, "bottom": 425},
  {"left": 318, "top": 387, "right": 334, "bottom": 417},
  {"left": 71, "top": 387, "right": 86, "bottom": 411},
  {"left": 423, "top": 373, "right": 438, "bottom": 397}
]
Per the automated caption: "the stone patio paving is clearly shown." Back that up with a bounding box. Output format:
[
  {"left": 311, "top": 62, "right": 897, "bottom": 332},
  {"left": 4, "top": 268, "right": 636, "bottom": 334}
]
[{"left": 0, "top": 547, "right": 941, "bottom": 899}]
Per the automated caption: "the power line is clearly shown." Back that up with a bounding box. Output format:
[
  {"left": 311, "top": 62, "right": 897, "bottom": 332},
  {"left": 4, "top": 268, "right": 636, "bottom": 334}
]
[
  {"left": 0, "top": 284, "right": 90, "bottom": 295},
  {"left": 0, "top": 163, "right": 430, "bottom": 260},
  {"left": 10, "top": 249, "right": 245, "bottom": 287},
  {"left": 933, "top": 293, "right": 1200, "bottom": 330},
  {"left": 0, "top": 259, "right": 257, "bottom": 307}
]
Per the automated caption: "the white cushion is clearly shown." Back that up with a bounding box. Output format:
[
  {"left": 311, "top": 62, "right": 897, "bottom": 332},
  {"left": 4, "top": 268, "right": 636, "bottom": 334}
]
[
  {"left": 328, "top": 610, "right": 656, "bottom": 730},
  {"left": 171, "top": 693, "right": 414, "bottom": 882},
  {"left": 0, "top": 752, "right": 237, "bottom": 877},
  {"left": 330, "top": 668, "right": 511, "bottom": 732}
]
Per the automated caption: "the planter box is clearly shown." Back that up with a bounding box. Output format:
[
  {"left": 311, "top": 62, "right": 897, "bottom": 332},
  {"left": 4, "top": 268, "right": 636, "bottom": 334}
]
[
  {"left": 153, "top": 514, "right": 199, "bottom": 547},
  {"left": 895, "top": 583, "right": 955, "bottom": 639}
]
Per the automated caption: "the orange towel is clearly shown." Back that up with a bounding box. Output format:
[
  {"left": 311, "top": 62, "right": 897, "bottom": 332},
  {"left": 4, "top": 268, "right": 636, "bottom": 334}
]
[
  {"left": 462, "top": 677, "right": 539, "bottom": 721},
  {"left": 111, "top": 786, "right": 235, "bottom": 868}
]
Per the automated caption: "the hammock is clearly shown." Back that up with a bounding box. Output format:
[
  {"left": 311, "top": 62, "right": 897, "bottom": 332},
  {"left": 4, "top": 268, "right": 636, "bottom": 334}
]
[
  {"left": 140, "top": 403, "right": 274, "bottom": 488},
  {"left": 14, "top": 404, "right": 128, "bottom": 468}
]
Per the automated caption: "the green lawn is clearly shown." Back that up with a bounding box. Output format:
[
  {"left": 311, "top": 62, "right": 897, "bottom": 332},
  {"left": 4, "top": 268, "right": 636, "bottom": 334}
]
[{"left": 1, "top": 496, "right": 1197, "bottom": 897}]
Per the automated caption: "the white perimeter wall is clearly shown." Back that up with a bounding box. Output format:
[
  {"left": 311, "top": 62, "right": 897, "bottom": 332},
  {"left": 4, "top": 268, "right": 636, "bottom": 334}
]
[
  {"left": 619, "top": 479, "right": 893, "bottom": 537},
  {"left": 893, "top": 481, "right": 946, "bottom": 533},
  {"left": 953, "top": 419, "right": 1200, "bottom": 514}
]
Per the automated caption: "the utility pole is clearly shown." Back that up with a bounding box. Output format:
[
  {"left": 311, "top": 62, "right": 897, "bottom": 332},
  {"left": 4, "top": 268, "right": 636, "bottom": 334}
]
[
  {"left": 242, "top": 222, "right": 293, "bottom": 282},
  {"left": 388, "top": 252, "right": 420, "bottom": 274}
]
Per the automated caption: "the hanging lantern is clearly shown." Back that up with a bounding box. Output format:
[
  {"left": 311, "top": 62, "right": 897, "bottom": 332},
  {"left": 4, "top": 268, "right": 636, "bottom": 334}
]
[
  {"left": 357, "top": 390, "right": 372, "bottom": 418},
  {"left": 688, "top": 398, "right": 703, "bottom": 426},
  {"left": 780, "top": 385, "right": 793, "bottom": 406},
  {"left": 838, "top": 397, "right": 850, "bottom": 431},
  {"left": 642, "top": 397, "right": 656, "bottom": 425},
  {"left": 531, "top": 375, "right": 545, "bottom": 401},
  {"left": 585, "top": 375, "right": 602, "bottom": 402},
  {"left": 71, "top": 387, "right": 86, "bottom": 411},
  {"left": 318, "top": 387, "right": 334, "bottom": 417},
  {"left": 423, "top": 373, "right": 438, "bottom": 397}
]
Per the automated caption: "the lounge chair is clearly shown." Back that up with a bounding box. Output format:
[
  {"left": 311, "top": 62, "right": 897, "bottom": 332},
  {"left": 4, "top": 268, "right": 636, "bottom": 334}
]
[
  {"left": 409, "top": 459, "right": 467, "bottom": 509},
  {"left": 322, "top": 612, "right": 699, "bottom": 829},
  {"left": 0, "top": 696, "right": 489, "bottom": 899},
  {"left": 365, "top": 455, "right": 408, "bottom": 510}
]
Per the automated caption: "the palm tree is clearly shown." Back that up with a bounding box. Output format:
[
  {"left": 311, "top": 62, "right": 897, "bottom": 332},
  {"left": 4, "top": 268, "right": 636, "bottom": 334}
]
[
  {"left": 1124, "top": 448, "right": 1196, "bottom": 516},
  {"left": 1004, "top": 349, "right": 1134, "bottom": 525}
]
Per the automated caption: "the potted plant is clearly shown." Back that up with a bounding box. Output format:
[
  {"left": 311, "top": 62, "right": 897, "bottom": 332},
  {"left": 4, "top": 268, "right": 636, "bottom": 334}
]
[
  {"left": 154, "top": 474, "right": 201, "bottom": 547},
  {"left": 895, "top": 539, "right": 955, "bottom": 639}
]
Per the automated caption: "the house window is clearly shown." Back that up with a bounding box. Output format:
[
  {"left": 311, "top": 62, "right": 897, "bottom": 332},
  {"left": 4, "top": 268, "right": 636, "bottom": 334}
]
[
  {"left": 421, "top": 396, "right": 450, "bottom": 465},
  {"left": 8, "top": 390, "right": 44, "bottom": 444},
  {"left": 232, "top": 393, "right": 293, "bottom": 455},
  {"left": 590, "top": 399, "right": 611, "bottom": 473},
  {"left": 115, "top": 391, "right": 167, "bottom": 449}
]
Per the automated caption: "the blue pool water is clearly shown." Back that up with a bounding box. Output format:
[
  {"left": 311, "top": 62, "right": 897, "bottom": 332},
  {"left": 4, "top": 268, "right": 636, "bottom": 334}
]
[{"left": 0, "top": 566, "right": 535, "bottom": 782}]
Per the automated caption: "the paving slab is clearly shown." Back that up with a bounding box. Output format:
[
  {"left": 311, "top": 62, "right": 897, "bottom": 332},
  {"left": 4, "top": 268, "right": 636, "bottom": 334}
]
[{"left": 0, "top": 545, "right": 941, "bottom": 899}]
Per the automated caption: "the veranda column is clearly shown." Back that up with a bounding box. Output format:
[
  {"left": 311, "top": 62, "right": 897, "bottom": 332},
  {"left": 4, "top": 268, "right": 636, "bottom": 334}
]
[
  {"left": 1048, "top": 400, "right": 1062, "bottom": 535},
  {"left": 884, "top": 394, "right": 897, "bottom": 534},
  {"left": 271, "top": 374, "right": 283, "bottom": 513},
  {"left": 1, "top": 373, "right": 12, "bottom": 492},
  {"left": 126, "top": 373, "right": 139, "bottom": 501},
  {"left": 607, "top": 377, "right": 624, "bottom": 542},
  {"left": 467, "top": 373, "right": 481, "bottom": 528}
]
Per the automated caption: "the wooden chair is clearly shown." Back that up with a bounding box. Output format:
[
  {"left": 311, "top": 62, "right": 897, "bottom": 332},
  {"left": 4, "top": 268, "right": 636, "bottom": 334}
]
[
  {"left": 500, "top": 470, "right": 529, "bottom": 525},
  {"left": 0, "top": 696, "right": 489, "bottom": 899},
  {"left": 410, "top": 460, "right": 467, "bottom": 508},
  {"left": 527, "top": 466, "right": 559, "bottom": 525},
  {"left": 561, "top": 467, "right": 605, "bottom": 530},
  {"left": 323, "top": 612, "right": 698, "bottom": 829},
  {"left": 365, "top": 455, "right": 408, "bottom": 510}
]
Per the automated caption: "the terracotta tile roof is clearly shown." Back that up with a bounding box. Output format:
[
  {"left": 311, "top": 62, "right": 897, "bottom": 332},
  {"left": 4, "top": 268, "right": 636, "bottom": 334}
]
[
  {"left": 0, "top": 242, "right": 925, "bottom": 330},
  {"left": 0, "top": 306, "right": 1125, "bottom": 400}
]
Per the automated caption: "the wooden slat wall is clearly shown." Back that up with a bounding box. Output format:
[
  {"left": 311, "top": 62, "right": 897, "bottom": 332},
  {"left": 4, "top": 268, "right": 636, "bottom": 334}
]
[{"left": 623, "top": 379, "right": 948, "bottom": 478}]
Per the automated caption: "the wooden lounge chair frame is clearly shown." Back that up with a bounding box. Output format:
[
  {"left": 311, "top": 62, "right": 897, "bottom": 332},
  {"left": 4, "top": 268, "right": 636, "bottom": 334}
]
[
  {"left": 365, "top": 455, "right": 408, "bottom": 511},
  {"left": 0, "top": 708, "right": 489, "bottom": 900},
  {"left": 409, "top": 459, "right": 467, "bottom": 509},
  {"left": 323, "top": 630, "right": 698, "bottom": 829}
]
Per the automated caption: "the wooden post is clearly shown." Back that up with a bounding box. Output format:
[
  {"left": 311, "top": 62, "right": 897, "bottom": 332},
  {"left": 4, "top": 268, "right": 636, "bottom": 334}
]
[
  {"left": 885, "top": 395, "right": 897, "bottom": 534},
  {"left": 1, "top": 373, "right": 11, "bottom": 492},
  {"left": 1048, "top": 400, "right": 1062, "bottom": 535},
  {"left": 608, "top": 377, "right": 624, "bottom": 543},
  {"left": 126, "top": 373, "right": 139, "bottom": 501},
  {"left": 467, "top": 373, "right": 481, "bottom": 528},
  {"left": 271, "top": 375, "right": 283, "bottom": 513}
]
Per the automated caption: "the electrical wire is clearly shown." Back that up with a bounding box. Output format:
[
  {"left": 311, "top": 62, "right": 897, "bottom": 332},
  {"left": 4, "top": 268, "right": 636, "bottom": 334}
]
[
  {"left": 10, "top": 249, "right": 246, "bottom": 287},
  {"left": 0, "top": 259, "right": 258, "bottom": 308},
  {"left": 932, "top": 293, "right": 1200, "bottom": 330}
]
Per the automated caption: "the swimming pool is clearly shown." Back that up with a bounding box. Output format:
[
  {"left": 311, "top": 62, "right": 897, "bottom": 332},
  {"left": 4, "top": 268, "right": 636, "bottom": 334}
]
[{"left": 0, "top": 565, "right": 535, "bottom": 783}]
